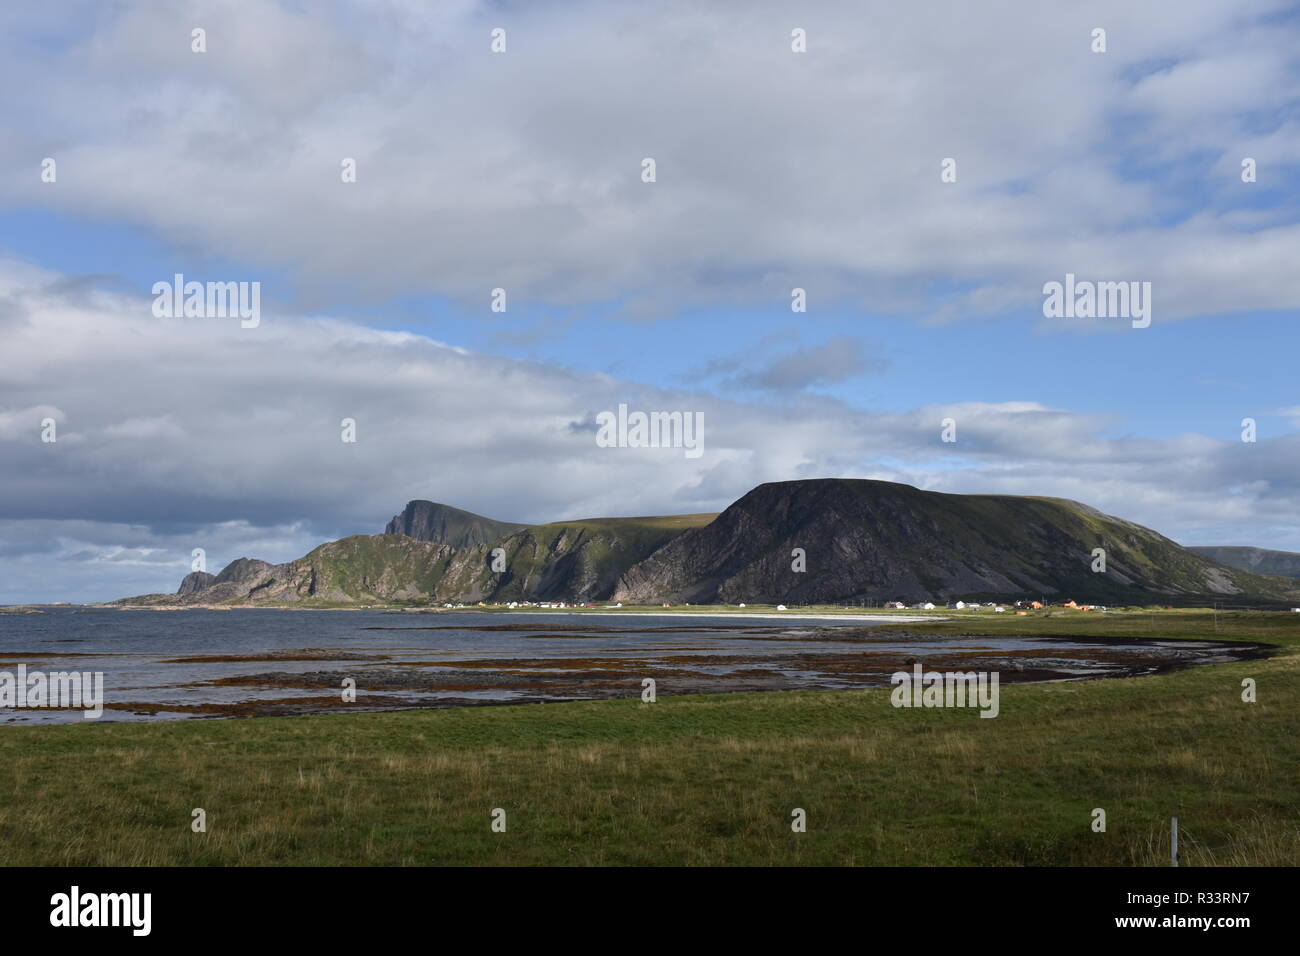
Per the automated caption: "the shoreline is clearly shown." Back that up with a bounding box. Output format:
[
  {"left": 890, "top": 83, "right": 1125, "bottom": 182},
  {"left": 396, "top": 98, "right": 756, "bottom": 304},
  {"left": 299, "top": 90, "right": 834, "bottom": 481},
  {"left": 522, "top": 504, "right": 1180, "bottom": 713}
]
[
  {"left": 78, "top": 604, "right": 953, "bottom": 622},
  {"left": 490, "top": 610, "right": 950, "bottom": 623}
]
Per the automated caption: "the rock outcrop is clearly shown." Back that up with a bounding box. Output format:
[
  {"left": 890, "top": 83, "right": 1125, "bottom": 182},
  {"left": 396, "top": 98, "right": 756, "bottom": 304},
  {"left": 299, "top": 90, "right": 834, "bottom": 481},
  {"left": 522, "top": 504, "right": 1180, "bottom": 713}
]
[
  {"left": 612, "top": 479, "right": 1298, "bottom": 605},
  {"left": 115, "top": 481, "right": 1299, "bottom": 607},
  {"left": 1188, "top": 546, "right": 1300, "bottom": 580},
  {"left": 383, "top": 501, "right": 528, "bottom": 549},
  {"left": 177, "top": 571, "right": 216, "bottom": 595}
]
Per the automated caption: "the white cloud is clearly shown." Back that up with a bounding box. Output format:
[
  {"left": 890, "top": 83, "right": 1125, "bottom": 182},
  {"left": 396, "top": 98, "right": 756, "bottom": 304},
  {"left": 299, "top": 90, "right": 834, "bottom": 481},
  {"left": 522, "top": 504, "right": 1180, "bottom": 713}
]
[
  {"left": 2, "top": 3, "right": 1298, "bottom": 601},
  {"left": 1, "top": 261, "right": 1297, "bottom": 602},
  {"left": 2, "top": 0, "right": 1298, "bottom": 318}
]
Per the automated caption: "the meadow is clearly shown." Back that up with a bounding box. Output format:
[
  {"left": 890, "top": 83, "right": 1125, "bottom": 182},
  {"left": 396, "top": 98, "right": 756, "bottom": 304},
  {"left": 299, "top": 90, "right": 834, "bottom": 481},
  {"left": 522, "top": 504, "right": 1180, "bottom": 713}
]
[{"left": 0, "top": 607, "right": 1295, "bottom": 866}]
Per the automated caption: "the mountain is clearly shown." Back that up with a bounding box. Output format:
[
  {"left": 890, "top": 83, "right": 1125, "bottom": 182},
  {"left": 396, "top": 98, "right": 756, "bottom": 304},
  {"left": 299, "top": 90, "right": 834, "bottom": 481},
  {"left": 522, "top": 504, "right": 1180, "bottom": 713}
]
[
  {"left": 612, "top": 479, "right": 1299, "bottom": 605},
  {"left": 176, "top": 571, "right": 215, "bottom": 595},
  {"left": 118, "top": 513, "right": 716, "bottom": 606},
  {"left": 384, "top": 501, "right": 528, "bottom": 548},
  {"left": 1188, "top": 546, "right": 1300, "bottom": 580},
  {"left": 443, "top": 515, "right": 719, "bottom": 603},
  {"left": 120, "top": 536, "right": 457, "bottom": 606},
  {"left": 114, "top": 480, "right": 1299, "bottom": 607}
]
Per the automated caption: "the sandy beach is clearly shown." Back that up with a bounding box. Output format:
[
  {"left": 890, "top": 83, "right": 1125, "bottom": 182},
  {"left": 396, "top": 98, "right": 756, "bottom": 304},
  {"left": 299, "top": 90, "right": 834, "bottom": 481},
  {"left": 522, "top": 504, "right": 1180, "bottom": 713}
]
[{"left": 494, "top": 610, "right": 950, "bottom": 623}]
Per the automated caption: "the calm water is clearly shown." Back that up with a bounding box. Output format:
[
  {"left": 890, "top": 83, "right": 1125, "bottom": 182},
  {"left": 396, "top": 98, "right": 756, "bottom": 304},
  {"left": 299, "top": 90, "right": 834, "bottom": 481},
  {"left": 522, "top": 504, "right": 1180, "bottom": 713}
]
[{"left": 0, "top": 607, "right": 1241, "bottom": 724}]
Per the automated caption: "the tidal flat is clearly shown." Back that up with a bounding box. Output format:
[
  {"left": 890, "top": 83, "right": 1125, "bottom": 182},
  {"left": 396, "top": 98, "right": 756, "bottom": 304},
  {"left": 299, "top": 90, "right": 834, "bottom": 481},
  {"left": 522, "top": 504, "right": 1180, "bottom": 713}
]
[
  {"left": 0, "top": 606, "right": 1271, "bottom": 722},
  {"left": 0, "top": 608, "right": 1295, "bottom": 865}
]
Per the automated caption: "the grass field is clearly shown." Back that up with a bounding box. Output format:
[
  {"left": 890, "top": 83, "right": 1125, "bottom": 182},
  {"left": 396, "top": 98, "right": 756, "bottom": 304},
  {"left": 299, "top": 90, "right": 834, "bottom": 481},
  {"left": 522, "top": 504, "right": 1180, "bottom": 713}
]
[{"left": 0, "top": 608, "right": 1296, "bottom": 866}]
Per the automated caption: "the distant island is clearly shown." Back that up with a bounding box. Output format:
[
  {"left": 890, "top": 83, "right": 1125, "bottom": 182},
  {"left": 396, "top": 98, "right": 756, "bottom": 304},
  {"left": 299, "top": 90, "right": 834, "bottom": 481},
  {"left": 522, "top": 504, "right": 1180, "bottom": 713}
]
[
  {"left": 1186, "top": 545, "right": 1300, "bottom": 580},
  {"left": 112, "top": 479, "right": 1300, "bottom": 609}
]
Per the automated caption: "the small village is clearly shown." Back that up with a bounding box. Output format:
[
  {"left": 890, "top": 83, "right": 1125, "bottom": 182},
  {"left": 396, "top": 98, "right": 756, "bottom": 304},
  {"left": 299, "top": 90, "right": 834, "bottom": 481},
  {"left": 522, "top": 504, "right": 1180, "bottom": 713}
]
[
  {"left": 887, "top": 599, "right": 1109, "bottom": 614},
  {"left": 425, "top": 597, "right": 1111, "bottom": 615}
]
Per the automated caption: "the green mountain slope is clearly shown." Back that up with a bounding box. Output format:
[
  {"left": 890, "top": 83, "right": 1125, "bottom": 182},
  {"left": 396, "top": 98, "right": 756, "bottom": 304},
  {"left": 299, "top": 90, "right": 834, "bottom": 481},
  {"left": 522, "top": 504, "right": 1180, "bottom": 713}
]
[
  {"left": 116, "top": 514, "right": 715, "bottom": 606},
  {"left": 115, "top": 481, "right": 1297, "bottom": 607},
  {"left": 612, "top": 479, "right": 1299, "bottom": 606},
  {"left": 443, "top": 515, "right": 719, "bottom": 603},
  {"left": 1188, "top": 546, "right": 1300, "bottom": 580},
  {"left": 384, "top": 500, "right": 528, "bottom": 548}
]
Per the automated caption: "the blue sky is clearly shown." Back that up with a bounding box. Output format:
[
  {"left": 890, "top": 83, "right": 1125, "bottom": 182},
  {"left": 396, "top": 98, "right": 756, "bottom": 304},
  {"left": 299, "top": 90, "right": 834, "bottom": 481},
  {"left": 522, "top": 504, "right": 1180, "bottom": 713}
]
[
  {"left": 5, "top": 204, "right": 1294, "bottom": 442},
  {"left": 1, "top": 0, "right": 1298, "bottom": 602}
]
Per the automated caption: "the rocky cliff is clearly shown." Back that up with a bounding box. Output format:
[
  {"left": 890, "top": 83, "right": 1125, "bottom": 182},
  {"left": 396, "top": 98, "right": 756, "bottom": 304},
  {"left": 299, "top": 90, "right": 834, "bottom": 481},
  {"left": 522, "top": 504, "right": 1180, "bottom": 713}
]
[
  {"left": 612, "top": 479, "right": 1298, "bottom": 605},
  {"left": 176, "top": 571, "right": 216, "bottom": 595},
  {"left": 383, "top": 501, "right": 528, "bottom": 548},
  {"left": 115, "top": 480, "right": 1298, "bottom": 607},
  {"left": 1188, "top": 546, "right": 1300, "bottom": 580}
]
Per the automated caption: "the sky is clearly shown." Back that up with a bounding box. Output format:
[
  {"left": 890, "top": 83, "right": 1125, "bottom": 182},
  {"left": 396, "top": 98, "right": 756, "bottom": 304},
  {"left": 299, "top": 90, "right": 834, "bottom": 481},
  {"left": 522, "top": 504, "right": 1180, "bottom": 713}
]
[{"left": 1, "top": 0, "right": 1298, "bottom": 603}]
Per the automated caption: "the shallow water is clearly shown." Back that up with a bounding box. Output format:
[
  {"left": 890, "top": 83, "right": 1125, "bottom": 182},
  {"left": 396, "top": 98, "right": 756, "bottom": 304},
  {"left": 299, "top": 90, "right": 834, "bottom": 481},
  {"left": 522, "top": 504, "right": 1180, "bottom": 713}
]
[{"left": 0, "top": 607, "right": 1257, "bottom": 723}]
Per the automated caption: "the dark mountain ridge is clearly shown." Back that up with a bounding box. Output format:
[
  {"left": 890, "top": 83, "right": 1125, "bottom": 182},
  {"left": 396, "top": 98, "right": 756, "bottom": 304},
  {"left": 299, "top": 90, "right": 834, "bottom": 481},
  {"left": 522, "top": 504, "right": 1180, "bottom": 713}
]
[
  {"left": 1188, "top": 546, "right": 1300, "bottom": 580},
  {"left": 612, "top": 479, "right": 1295, "bottom": 605},
  {"left": 383, "top": 500, "right": 528, "bottom": 548},
  {"left": 114, "top": 480, "right": 1299, "bottom": 607}
]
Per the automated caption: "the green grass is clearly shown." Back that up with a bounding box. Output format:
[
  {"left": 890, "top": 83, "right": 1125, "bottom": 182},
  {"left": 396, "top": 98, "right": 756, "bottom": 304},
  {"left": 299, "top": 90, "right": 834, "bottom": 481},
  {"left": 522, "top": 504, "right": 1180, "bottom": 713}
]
[
  {"left": 537, "top": 513, "right": 718, "bottom": 532},
  {"left": 0, "top": 609, "right": 1297, "bottom": 866}
]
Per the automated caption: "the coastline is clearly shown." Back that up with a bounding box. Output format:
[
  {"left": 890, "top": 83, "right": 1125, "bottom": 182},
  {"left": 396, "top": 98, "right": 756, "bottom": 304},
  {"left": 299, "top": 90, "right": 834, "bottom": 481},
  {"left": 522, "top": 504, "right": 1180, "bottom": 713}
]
[
  {"left": 87, "top": 603, "right": 951, "bottom": 622},
  {"left": 490, "top": 609, "right": 951, "bottom": 623}
]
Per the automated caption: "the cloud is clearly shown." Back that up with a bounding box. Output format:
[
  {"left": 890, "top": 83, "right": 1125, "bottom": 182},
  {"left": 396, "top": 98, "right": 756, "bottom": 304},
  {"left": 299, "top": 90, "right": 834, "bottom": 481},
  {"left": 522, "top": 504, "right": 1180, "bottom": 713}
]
[
  {"left": 0, "top": 516, "right": 326, "bottom": 604},
  {"left": 2, "top": 3, "right": 1299, "bottom": 601},
  {"left": 1, "top": 0, "right": 1298, "bottom": 320},
  {"left": 733, "top": 336, "right": 886, "bottom": 391},
  {"left": 1, "top": 262, "right": 1297, "bottom": 601}
]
